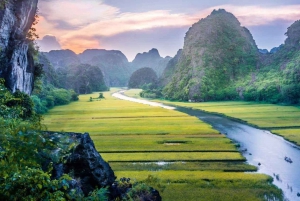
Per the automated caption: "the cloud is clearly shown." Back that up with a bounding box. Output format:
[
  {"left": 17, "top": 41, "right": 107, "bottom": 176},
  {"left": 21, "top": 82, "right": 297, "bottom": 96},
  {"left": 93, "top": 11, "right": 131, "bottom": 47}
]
[
  {"left": 38, "top": 0, "right": 119, "bottom": 27},
  {"left": 206, "top": 5, "right": 300, "bottom": 26},
  {"left": 36, "top": 1, "right": 300, "bottom": 54}
]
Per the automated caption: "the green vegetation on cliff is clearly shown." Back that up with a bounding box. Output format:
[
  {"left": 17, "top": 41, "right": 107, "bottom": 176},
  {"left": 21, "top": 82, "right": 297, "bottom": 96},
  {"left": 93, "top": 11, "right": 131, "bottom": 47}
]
[
  {"left": 236, "top": 20, "right": 300, "bottom": 104},
  {"left": 163, "top": 9, "right": 258, "bottom": 101},
  {"left": 161, "top": 9, "right": 300, "bottom": 105},
  {"left": 128, "top": 67, "right": 158, "bottom": 89}
]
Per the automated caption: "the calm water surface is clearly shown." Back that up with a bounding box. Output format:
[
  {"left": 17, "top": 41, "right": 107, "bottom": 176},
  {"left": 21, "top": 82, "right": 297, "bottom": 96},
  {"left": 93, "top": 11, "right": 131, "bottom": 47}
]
[{"left": 177, "top": 107, "right": 300, "bottom": 201}]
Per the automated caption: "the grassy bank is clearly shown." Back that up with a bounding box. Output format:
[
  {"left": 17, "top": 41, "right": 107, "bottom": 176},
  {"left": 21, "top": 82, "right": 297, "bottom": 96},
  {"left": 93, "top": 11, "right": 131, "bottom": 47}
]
[
  {"left": 125, "top": 89, "right": 300, "bottom": 146},
  {"left": 43, "top": 89, "right": 282, "bottom": 200}
]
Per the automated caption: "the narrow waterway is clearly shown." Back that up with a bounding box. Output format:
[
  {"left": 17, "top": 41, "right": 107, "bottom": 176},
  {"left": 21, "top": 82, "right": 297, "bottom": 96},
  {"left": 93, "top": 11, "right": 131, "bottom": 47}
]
[
  {"left": 177, "top": 107, "right": 300, "bottom": 201},
  {"left": 113, "top": 91, "right": 300, "bottom": 201}
]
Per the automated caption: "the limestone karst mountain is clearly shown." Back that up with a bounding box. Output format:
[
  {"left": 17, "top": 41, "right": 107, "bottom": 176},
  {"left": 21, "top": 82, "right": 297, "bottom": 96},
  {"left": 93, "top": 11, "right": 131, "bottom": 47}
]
[
  {"left": 128, "top": 67, "right": 158, "bottom": 88},
  {"left": 162, "top": 9, "right": 258, "bottom": 101},
  {"left": 0, "top": 0, "right": 38, "bottom": 94},
  {"left": 78, "top": 49, "right": 131, "bottom": 87},
  {"left": 131, "top": 48, "right": 171, "bottom": 77},
  {"left": 161, "top": 9, "right": 300, "bottom": 104}
]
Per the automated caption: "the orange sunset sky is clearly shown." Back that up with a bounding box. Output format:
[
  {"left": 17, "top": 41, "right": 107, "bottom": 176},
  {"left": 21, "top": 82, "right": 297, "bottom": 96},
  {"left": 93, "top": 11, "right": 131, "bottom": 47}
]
[{"left": 36, "top": 0, "right": 300, "bottom": 60}]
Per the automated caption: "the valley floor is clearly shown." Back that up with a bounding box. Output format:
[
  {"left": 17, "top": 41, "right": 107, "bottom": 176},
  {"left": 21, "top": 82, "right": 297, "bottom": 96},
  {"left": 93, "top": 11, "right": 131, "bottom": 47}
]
[
  {"left": 125, "top": 89, "right": 300, "bottom": 147},
  {"left": 43, "top": 88, "right": 282, "bottom": 201}
]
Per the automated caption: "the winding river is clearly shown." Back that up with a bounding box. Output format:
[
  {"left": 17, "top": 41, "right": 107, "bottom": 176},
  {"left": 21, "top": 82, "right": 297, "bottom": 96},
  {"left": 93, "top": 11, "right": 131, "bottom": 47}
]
[{"left": 113, "top": 91, "right": 300, "bottom": 201}]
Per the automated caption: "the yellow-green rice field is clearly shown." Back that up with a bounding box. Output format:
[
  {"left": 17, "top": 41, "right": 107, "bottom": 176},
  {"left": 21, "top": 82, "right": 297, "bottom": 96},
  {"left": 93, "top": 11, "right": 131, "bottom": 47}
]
[
  {"left": 125, "top": 89, "right": 300, "bottom": 146},
  {"left": 43, "top": 89, "right": 283, "bottom": 200}
]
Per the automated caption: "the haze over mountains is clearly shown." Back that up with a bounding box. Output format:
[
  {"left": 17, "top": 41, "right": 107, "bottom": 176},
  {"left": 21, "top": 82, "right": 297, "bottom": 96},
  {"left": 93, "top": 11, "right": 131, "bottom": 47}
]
[{"left": 42, "top": 48, "right": 171, "bottom": 87}]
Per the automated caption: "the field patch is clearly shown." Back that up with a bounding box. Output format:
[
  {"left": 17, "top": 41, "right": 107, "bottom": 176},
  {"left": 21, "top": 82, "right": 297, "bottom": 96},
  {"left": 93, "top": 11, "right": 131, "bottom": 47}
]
[{"left": 43, "top": 89, "right": 283, "bottom": 200}]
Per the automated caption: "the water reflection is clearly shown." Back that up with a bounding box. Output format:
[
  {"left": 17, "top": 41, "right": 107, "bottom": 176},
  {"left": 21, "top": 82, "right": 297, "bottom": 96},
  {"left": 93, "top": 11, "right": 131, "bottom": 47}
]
[{"left": 178, "top": 107, "right": 300, "bottom": 201}]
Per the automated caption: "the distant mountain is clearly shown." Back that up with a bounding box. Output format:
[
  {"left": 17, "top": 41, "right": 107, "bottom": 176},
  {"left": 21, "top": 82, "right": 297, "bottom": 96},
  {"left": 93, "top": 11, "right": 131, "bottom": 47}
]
[
  {"left": 78, "top": 49, "right": 131, "bottom": 86},
  {"left": 259, "top": 49, "right": 269, "bottom": 54},
  {"left": 131, "top": 48, "right": 171, "bottom": 77},
  {"left": 36, "top": 35, "right": 61, "bottom": 52},
  {"left": 128, "top": 67, "right": 158, "bottom": 88},
  {"left": 39, "top": 53, "right": 108, "bottom": 94},
  {"left": 42, "top": 48, "right": 170, "bottom": 87},
  {"left": 43, "top": 49, "right": 80, "bottom": 70}
]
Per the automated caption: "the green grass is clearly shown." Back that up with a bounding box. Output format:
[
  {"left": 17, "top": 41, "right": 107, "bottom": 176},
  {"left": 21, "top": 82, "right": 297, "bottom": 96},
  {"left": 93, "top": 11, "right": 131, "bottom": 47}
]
[{"left": 43, "top": 89, "right": 283, "bottom": 200}]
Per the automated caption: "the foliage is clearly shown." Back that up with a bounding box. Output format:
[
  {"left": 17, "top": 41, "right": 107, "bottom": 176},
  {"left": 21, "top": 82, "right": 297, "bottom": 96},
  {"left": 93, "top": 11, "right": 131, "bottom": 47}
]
[
  {"left": 0, "top": 80, "right": 73, "bottom": 200},
  {"left": 26, "top": 8, "right": 39, "bottom": 42},
  {"left": 128, "top": 67, "right": 158, "bottom": 89},
  {"left": 162, "top": 10, "right": 257, "bottom": 102},
  {"left": 0, "top": 79, "right": 36, "bottom": 120},
  {"left": 139, "top": 84, "right": 163, "bottom": 99},
  {"left": 32, "top": 84, "right": 79, "bottom": 114},
  {"left": 0, "top": 80, "right": 113, "bottom": 200},
  {"left": 124, "top": 183, "right": 153, "bottom": 201},
  {"left": 161, "top": 10, "right": 300, "bottom": 105},
  {"left": 65, "top": 64, "right": 108, "bottom": 94}
]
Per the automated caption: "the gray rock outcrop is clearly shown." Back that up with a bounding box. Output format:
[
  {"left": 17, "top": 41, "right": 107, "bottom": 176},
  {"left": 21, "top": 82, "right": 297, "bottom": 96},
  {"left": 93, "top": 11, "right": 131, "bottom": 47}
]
[
  {"left": 43, "top": 132, "right": 116, "bottom": 196},
  {"left": 0, "top": 0, "right": 38, "bottom": 94}
]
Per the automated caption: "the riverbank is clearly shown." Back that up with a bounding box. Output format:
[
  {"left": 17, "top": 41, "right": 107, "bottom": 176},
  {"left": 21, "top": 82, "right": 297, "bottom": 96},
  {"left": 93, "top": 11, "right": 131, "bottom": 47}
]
[
  {"left": 124, "top": 89, "right": 300, "bottom": 200},
  {"left": 124, "top": 89, "right": 300, "bottom": 147}
]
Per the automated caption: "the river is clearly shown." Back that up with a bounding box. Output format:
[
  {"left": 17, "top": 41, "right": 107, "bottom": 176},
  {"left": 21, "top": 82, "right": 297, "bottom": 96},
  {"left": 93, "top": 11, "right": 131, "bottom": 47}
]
[{"left": 113, "top": 91, "right": 300, "bottom": 201}]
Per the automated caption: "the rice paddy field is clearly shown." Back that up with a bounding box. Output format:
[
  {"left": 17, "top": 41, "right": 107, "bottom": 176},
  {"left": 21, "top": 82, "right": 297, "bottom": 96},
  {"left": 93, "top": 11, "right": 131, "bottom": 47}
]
[
  {"left": 43, "top": 89, "right": 282, "bottom": 200},
  {"left": 125, "top": 89, "right": 300, "bottom": 146}
]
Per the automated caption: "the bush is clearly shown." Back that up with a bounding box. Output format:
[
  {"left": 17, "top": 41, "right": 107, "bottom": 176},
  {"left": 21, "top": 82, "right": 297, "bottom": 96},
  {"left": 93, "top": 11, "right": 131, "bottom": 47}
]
[
  {"left": 31, "top": 95, "right": 48, "bottom": 114},
  {"left": 52, "top": 88, "right": 72, "bottom": 105}
]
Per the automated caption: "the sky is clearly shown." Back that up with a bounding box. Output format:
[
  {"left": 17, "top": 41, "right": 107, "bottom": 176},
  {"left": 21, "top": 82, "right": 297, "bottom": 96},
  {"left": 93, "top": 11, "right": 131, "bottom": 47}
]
[{"left": 36, "top": 0, "right": 300, "bottom": 61}]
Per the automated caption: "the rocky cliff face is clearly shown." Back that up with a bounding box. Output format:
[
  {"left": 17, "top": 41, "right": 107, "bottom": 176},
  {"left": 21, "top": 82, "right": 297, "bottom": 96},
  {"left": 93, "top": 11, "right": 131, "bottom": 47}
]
[
  {"left": 131, "top": 48, "right": 171, "bottom": 77},
  {"left": 162, "top": 9, "right": 258, "bottom": 101},
  {"left": 42, "top": 132, "right": 116, "bottom": 196},
  {"left": 0, "top": 0, "right": 38, "bottom": 94},
  {"left": 160, "top": 49, "right": 182, "bottom": 86}
]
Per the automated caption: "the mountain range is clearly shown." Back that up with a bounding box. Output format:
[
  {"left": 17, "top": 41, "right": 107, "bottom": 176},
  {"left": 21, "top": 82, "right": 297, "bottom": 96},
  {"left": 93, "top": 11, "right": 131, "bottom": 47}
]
[{"left": 42, "top": 48, "right": 170, "bottom": 87}]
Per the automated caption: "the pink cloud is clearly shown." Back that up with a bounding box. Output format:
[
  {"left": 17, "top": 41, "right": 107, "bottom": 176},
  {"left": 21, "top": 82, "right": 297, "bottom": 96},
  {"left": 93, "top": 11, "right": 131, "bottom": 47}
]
[{"left": 35, "top": 2, "right": 300, "bottom": 53}]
